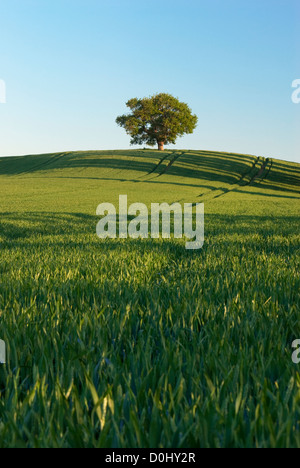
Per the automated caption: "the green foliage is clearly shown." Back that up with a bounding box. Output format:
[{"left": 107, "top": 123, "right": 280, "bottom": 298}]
[
  {"left": 0, "top": 149, "right": 299, "bottom": 447},
  {"left": 116, "top": 93, "right": 198, "bottom": 148}
]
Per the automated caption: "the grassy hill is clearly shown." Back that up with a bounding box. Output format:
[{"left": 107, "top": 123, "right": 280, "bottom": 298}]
[
  {"left": 0, "top": 149, "right": 299, "bottom": 448},
  {"left": 0, "top": 149, "right": 299, "bottom": 209}
]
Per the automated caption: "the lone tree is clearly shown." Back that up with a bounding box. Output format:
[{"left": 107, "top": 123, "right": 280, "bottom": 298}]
[{"left": 116, "top": 93, "right": 198, "bottom": 151}]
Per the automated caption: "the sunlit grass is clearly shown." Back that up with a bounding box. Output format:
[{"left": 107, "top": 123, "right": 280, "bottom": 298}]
[{"left": 0, "top": 149, "right": 299, "bottom": 447}]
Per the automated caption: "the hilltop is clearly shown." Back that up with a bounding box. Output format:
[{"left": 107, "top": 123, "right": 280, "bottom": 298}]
[{"left": 0, "top": 149, "right": 299, "bottom": 217}]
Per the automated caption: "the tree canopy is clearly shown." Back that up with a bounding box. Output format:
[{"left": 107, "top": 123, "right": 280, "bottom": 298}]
[{"left": 116, "top": 93, "right": 198, "bottom": 151}]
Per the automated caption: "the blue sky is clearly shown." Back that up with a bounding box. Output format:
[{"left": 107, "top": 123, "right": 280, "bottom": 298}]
[{"left": 0, "top": 0, "right": 299, "bottom": 162}]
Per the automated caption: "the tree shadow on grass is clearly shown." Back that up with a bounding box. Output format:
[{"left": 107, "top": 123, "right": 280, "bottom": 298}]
[
  {"left": 1, "top": 151, "right": 299, "bottom": 196},
  {"left": 0, "top": 151, "right": 258, "bottom": 186}
]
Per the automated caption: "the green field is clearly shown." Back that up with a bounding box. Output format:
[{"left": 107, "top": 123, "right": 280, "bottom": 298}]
[{"left": 0, "top": 149, "right": 299, "bottom": 448}]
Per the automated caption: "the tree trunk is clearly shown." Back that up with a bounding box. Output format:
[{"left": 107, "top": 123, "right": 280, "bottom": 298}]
[{"left": 157, "top": 141, "right": 164, "bottom": 151}]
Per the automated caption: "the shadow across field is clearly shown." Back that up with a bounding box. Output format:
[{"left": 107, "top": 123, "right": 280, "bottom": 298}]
[
  {"left": 263, "top": 160, "right": 300, "bottom": 194},
  {"left": 1, "top": 151, "right": 299, "bottom": 196},
  {"left": 229, "top": 188, "right": 300, "bottom": 199},
  {"left": 0, "top": 212, "right": 298, "bottom": 258},
  {"left": 0, "top": 153, "right": 158, "bottom": 177},
  {"left": 0, "top": 151, "right": 256, "bottom": 185},
  {"left": 155, "top": 153, "right": 254, "bottom": 183}
]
